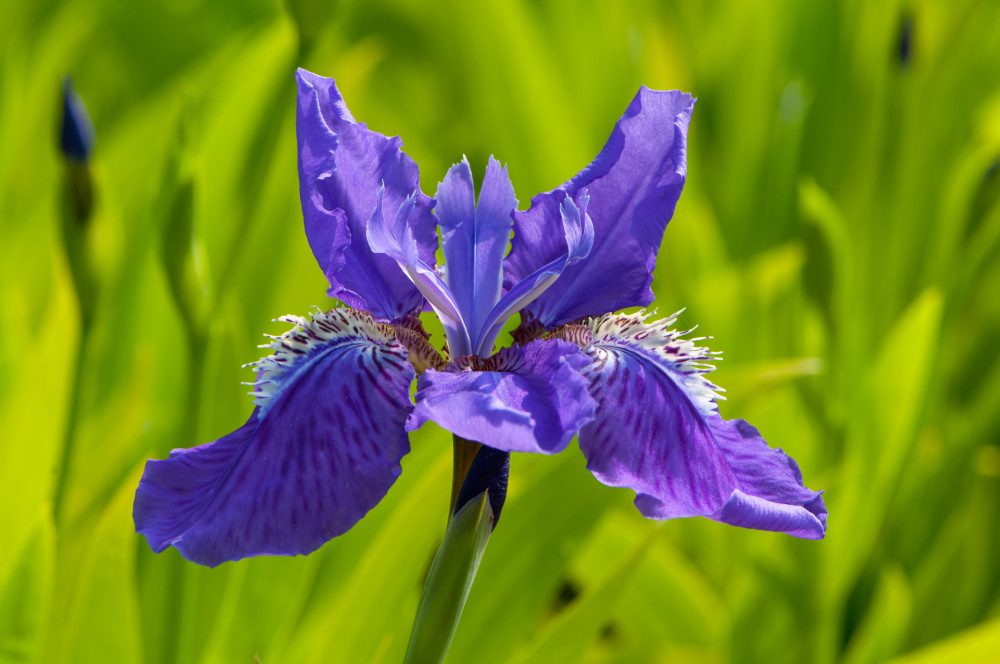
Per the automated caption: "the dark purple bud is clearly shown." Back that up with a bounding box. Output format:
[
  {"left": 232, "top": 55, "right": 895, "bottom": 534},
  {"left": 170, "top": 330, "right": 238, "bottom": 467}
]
[
  {"left": 60, "top": 77, "right": 94, "bottom": 162},
  {"left": 453, "top": 446, "right": 509, "bottom": 529},
  {"left": 897, "top": 13, "right": 914, "bottom": 69}
]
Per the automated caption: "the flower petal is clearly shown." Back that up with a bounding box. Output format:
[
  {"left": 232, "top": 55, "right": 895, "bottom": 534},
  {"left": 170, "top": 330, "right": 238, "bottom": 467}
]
[
  {"left": 435, "top": 156, "right": 517, "bottom": 355},
  {"left": 366, "top": 185, "right": 473, "bottom": 354},
  {"left": 408, "top": 340, "right": 596, "bottom": 455},
  {"left": 474, "top": 194, "right": 593, "bottom": 355},
  {"left": 296, "top": 69, "right": 437, "bottom": 320},
  {"left": 567, "top": 313, "right": 735, "bottom": 519},
  {"left": 505, "top": 88, "right": 695, "bottom": 328},
  {"left": 133, "top": 309, "right": 415, "bottom": 566},
  {"left": 564, "top": 312, "right": 825, "bottom": 538},
  {"left": 707, "top": 418, "right": 826, "bottom": 538},
  {"left": 636, "top": 417, "right": 827, "bottom": 539}
]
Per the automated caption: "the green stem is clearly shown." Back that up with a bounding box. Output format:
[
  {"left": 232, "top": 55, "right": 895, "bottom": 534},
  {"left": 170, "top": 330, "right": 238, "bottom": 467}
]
[
  {"left": 52, "top": 319, "right": 91, "bottom": 524},
  {"left": 53, "top": 163, "right": 97, "bottom": 523}
]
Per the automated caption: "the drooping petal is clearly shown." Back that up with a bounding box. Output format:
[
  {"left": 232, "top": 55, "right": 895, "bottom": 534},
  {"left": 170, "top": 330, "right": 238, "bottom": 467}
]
[
  {"left": 505, "top": 88, "right": 695, "bottom": 328},
  {"left": 562, "top": 312, "right": 735, "bottom": 519},
  {"left": 408, "top": 340, "right": 596, "bottom": 455},
  {"left": 133, "top": 309, "right": 416, "bottom": 566},
  {"left": 636, "top": 417, "right": 827, "bottom": 539},
  {"left": 706, "top": 418, "right": 826, "bottom": 538},
  {"left": 296, "top": 69, "right": 437, "bottom": 321},
  {"left": 435, "top": 156, "right": 517, "bottom": 355},
  {"left": 560, "top": 312, "right": 826, "bottom": 538}
]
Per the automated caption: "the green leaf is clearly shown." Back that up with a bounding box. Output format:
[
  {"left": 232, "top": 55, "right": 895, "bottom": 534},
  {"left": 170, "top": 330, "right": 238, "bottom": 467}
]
[
  {"left": 843, "top": 565, "right": 912, "bottom": 664},
  {"left": 0, "top": 510, "right": 54, "bottom": 664},
  {"left": 47, "top": 473, "right": 144, "bottom": 664},
  {"left": 824, "top": 288, "right": 943, "bottom": 601},
  {"left": 887, "top": 617, "right": 1000, "bottom": 664},
  {"left": 798, "top": 176, "right": 854, "bottom": 333}
]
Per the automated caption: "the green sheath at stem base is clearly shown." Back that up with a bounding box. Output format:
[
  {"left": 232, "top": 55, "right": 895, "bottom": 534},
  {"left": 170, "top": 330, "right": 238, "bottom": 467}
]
[{"left": 403, "top": 490, "right": 494, "bottom": 664}]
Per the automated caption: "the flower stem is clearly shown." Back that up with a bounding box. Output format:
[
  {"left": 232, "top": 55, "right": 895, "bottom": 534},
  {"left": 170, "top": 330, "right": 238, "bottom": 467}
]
[
  {"left": 52, "top": 156, "right": 97, "bottom": 524},
  {"left": 52, "top": 320, "right": 91, "bottom": 523}
]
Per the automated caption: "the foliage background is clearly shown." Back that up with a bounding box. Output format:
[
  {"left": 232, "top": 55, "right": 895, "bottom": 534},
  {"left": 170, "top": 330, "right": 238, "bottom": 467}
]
[{"left": 2, "top": 0, "right": 1000, "bottom": 662}]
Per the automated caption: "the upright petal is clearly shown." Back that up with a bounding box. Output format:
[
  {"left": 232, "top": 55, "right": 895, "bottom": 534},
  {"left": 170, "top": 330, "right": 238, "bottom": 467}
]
[
  {"left": 408, "top": 340, "right": 596, "bottom": 455},
  {"left": 296, "top": 69, "right": 437, "bottom": 320},
  {"left": 558, "top": 312, "right": 825, "bottom": 538},
  {"left": 474, "top": 194, "right": 593, "bottom": 355},
  {"left": 436, "top": 156, "right": 517, "bottom": 351},
  {"left": 505, "top": 88, "right": 695, "bottom": 328},
  {"left": 134, "top": 309, "right": 416, "bottom": 566}
]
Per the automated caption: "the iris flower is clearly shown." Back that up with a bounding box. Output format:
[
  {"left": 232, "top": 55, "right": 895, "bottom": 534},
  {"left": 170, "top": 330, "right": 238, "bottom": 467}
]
[{"left": 134, "top": 69, "right": 826, "bottom": 567}]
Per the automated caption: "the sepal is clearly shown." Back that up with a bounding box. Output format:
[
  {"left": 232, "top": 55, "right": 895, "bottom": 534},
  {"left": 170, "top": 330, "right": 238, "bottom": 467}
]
[{"left": 133, "top": 308, "right": 416, "bottom": 565}]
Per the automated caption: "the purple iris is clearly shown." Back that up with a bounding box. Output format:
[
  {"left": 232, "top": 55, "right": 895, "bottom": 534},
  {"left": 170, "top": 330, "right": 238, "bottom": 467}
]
[{"left": 134, "top": 69, "right": 826, "bottom": 567}]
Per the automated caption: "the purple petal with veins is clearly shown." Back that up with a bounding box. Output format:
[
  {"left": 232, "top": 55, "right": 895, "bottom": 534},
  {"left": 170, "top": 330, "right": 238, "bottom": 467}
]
[
  {"left": 133, "top": 309, "right": 415, "bottom": 566},
  {"left": 563, "top": 312, "right": 825, "bottom": 538},
  {"left": 638, "top": 417, "right": 827, "bottom": 539},
  {"left": 707, "top": 418, "right": 826, "bottom": 538},
  {"left": 571, "top": 313, "right": 735, "bottom": 518}
]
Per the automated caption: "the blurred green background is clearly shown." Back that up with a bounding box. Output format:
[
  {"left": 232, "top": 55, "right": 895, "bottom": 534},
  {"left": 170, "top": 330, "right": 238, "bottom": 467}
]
[{"left": 3, "top": 0, "right": 1000, "bottom": 662}]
